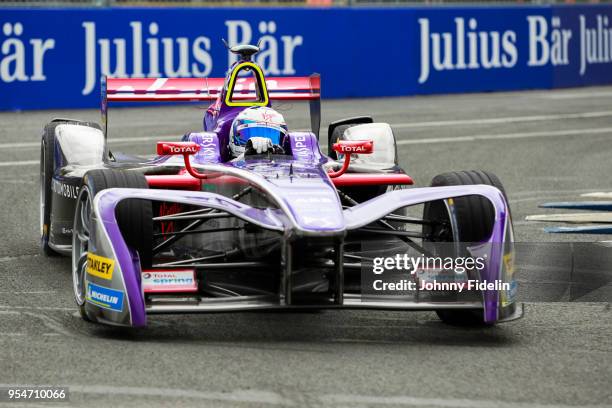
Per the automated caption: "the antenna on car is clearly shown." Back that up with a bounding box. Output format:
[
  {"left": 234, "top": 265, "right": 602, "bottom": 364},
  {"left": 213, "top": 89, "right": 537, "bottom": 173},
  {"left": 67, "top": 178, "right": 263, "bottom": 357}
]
[{"left": 221, "top": 38, "right": 260, "bottom": 62}]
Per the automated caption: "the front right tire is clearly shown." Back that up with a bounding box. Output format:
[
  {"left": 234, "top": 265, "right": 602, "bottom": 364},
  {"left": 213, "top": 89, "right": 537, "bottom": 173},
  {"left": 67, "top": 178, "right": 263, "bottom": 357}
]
[{"left": 423, "top": 170, "right": 510, "bottom": 326}]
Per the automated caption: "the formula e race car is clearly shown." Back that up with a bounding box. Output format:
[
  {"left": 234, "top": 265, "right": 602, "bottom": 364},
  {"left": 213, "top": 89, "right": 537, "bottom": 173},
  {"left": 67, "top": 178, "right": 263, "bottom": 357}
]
[{"left": 40, "top": 43, "right": 521, "bottom": 328}]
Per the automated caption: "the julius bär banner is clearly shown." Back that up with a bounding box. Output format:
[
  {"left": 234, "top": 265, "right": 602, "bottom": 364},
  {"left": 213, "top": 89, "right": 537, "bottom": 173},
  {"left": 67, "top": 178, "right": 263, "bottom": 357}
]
[{"left": 0, "top": 5, "right": 611, "bottom": 110}]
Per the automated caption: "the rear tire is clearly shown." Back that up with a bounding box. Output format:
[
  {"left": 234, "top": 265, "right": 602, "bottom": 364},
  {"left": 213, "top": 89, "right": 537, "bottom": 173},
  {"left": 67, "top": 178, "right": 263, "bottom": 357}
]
[
  {"left": 72, "top": 169, "right": 152, "bottom": 321},
  {"left": 40, "top": 126, "right": 57, "bottom": 256},
  {"left": 40, "top": 119, "right": 101, "bottom": 256},
  {"left": 422, "top": 170, "right": 509, "bottom": 326}
]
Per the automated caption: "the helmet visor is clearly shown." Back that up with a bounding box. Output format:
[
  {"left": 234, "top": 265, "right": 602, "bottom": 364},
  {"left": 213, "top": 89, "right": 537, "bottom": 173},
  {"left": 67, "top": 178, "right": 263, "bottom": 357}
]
[{"left": 235, "top": 123, "right": 286, "bottom": 146}]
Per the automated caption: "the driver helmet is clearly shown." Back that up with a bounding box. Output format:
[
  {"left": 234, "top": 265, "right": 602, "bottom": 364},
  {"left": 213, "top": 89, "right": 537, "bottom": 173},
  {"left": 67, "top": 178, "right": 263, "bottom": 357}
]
[{"left": 229, "top": 106, "right": 288, "bottom": 156}]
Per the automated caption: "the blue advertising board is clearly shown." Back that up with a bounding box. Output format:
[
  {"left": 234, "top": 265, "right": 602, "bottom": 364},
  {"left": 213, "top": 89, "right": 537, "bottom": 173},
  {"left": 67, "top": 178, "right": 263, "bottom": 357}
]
[{"left": 0, "top": 5, "right": 611, "bottom": 110}]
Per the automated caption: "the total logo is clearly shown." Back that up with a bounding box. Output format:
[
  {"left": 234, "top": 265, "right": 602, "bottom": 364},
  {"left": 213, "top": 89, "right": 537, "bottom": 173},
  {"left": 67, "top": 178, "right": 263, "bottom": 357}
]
[
  {"left": 169, "top": 145, "right": 198, "bottom": 154},
  {"left": 142, "top": 270, "right": 198, "bottom": 293},
  {"left": 157, "top": 142, "right": 200, "bottom": 155},
  {"left": 334, "top": 141, "right": 373, "bottom": 154},
  {"left": 338, "top": 145, "right": 369, "bottom": 153}
]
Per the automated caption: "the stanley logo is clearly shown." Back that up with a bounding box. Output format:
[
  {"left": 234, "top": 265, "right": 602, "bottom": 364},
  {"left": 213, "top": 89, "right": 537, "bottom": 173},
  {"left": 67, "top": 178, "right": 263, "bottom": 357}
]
[{"left": 86, "top": 252, "right": 115, "bottom": 280}]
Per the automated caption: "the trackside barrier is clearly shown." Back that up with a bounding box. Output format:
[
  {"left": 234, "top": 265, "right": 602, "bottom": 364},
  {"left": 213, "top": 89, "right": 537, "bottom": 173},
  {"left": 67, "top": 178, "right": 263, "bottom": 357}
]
[{"left": 0, "top": 5, "right": 611, "bottom": 110}]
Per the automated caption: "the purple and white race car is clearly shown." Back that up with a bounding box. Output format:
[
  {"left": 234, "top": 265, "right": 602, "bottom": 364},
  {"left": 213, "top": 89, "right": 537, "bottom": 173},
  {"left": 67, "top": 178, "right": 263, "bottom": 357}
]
[{"left": 40, "top": 43, "right": 521, "bottom": 328}]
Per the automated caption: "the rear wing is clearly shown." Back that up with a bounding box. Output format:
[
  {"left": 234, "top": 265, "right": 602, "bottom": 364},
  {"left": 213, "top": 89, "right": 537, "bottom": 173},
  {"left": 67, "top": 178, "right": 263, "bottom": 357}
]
[
  {"left": 101, "top": 74, "right": 321, "bottom": 138},
  {"left": 104, "top": 75, "right": 320, "bottom": 102}
]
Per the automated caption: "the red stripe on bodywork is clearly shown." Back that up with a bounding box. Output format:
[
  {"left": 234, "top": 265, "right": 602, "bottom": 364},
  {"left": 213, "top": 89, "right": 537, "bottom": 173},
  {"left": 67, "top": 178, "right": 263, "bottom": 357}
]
[
  {"left": 331, "top": 173, "right": 414, "bottom": 187},
  {"left": 146, "top": 172, "right": 413, "bottom": 190},
  {"left": 145, "top": 174, "right": 249, "bottom": 190}
]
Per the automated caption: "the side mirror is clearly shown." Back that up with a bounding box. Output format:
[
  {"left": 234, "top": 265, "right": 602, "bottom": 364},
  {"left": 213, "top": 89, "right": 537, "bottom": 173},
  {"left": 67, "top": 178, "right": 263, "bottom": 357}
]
[
  {"left": 157, "top": 141, "right": 209, "bottom": 180},
  {"left": 328, "top": 140, "right": 374, "bottom": 178},
  {"left": 157, "top": 142, "right": 200, "bottom": 156},
  {"left": 332, "top": 140, "right": 373, "bottom": 155}
]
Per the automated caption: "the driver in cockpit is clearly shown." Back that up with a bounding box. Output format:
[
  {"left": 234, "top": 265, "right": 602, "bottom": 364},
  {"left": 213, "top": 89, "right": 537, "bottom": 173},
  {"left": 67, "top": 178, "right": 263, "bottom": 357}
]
[{"left": 228, "top": 106, "right": 287, "bottom": 159}]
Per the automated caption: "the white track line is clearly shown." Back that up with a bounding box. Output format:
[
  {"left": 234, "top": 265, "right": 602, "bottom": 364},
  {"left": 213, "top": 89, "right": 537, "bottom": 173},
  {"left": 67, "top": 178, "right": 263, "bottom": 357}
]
[
  {"left": 2, "top": 126, "right": 611, "bottom": 167},
  {"left": 3, "top": 126, "right": 611, "bottom": 167},
  {"left": 0, "top": 291, "right": 56, "bottom": 294},
  {"left": 323, "top": 394, "right": 610, "bottom": 408},
  {"left": 2, "top": 110, "right": 612, "bottom": 151},
  {"left": 392, "top": 110, "right": 612, "bottom": 129},
  {"left": 582, "top": 192, "right": 612, "bottom": 199},
  {"left": 0, "top": 305, "right": 74, "bottom": 312},
  {"left": 397, "top": 127, "right": 612, "bottom": 145},
  {"left": 22, "top": 312, "right": 73, "bottom": 337},
  {"left": 0, "top": 160, "right": 39, "bottom": 167}
]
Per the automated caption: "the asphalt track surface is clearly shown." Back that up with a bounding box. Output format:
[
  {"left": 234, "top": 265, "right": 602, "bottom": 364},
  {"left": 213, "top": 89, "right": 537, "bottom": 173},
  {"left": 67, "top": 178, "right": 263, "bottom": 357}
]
[{"left": 1, "top": 86, "right": 612, "bottom": 407}]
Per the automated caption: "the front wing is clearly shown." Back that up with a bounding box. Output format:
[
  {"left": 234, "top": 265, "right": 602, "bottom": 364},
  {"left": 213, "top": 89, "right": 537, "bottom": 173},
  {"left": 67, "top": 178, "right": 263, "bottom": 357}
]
[{"left": 83, "top": 185, "right": 519, "bottom": 327}]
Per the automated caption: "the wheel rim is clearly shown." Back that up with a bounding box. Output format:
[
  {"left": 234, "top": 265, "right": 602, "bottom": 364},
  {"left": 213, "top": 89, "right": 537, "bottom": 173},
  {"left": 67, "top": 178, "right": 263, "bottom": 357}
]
[
  {"left": 40, "top": 140, "right": 46, "bottom": 238},
  {"left": 72, "top": 186, "right": 91, "bottom": 306}
]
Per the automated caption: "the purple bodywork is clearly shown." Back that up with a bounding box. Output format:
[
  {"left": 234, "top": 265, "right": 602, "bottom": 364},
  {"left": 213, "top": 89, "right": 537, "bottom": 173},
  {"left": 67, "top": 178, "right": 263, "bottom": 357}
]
[
  {"left": 82, "top": 56, "right": 519, "bottom": 327},
  {"left": 91, "top": 175, "right": 515, "bottom": 327}
]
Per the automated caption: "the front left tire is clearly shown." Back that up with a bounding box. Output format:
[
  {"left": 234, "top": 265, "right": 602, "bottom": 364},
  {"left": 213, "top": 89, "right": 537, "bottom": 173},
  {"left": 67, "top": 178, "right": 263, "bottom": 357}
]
[{"left": 72, "top": 169, "right": 152, "bottom": 322}]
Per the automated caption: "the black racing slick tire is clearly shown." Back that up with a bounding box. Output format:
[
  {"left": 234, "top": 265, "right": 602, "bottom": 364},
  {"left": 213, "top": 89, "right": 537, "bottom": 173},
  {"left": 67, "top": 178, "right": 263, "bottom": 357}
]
[
  {"left": 82, "top": 169, "right": 153, "bottom": 268},
  {"left": 422, "top": 170, "right": 510, "bottom": 327},
  {"left": 40, "top": 119, "right": 101, "bottom": 256},
  {"left": 72, "top": 169, "right": 152, "bottom": 322},
  {"left": 40, "top": 125, "right": 57, "bottom": 256}
]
